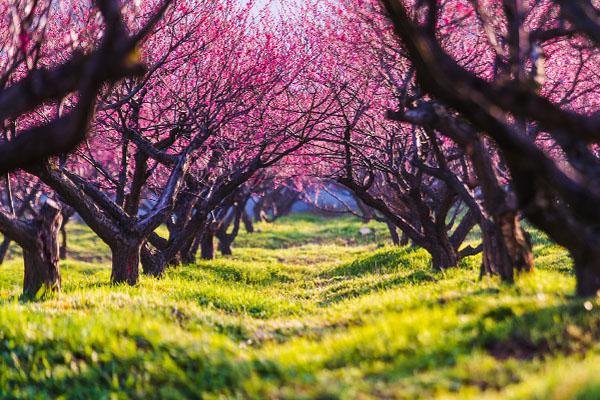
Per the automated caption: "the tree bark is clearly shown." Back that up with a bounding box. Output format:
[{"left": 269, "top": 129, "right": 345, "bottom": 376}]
[
  {"left": 357, "top": 199, "right": 375, "bottom": 223},
  {"left": 200, "top": 233, "right": 215, "bottom": 260},
  {"left": 180, "top": 235, "right": 197, "bottom": 264},
  {"left": 387, "top": 221, "right": 401, "bottom": 246},
  {"left": 479, "top": 212, "right": 534, "bottom": 282},
  {"left": 387, "top": 223, "right": 410, "bottom": 246},
  {"left": 110, "top": 243, "right": 141, "bottom": 285},
  {"left": 429, "top": 236, "right": 458, "bottom": 270},
  {"left": 23, "top": 249, "right": 61, "bottom": 298},
  {"left": 430, "top": 246, "right": 458, "bottom": 270},
  {"left": 217, "top": 235, "right": 233, "bottom": 256},
  {"left": 59, "top": 220, "right": 68, "bottom": 260},
  {"left": 253, "top": 198, "right": 265, "bottom": 222},
  {"left": 0, "top": 237, "right": 10, "bottom": 264},
  {"left": 480, "top": 219, "right": 514, "bottom": 281},
  {"left": 399, "top": 233, "right": 409, "bottom": 246},
  {"left": 22, "top": 201, "right": 63, "bottom": 298},
  {"left": 187, "top": 234, "right": 202, "bottom": 263},
  {"left": 141, "top": 244, "right": 165, "bottom": 277},
  {"left": 58, "top": 205, "right": 74, "bottom": 260},
  {"left": 241, "top": 211, "right": 254, "bottom": 233},
  {"left": 215, "top": 203, "right": 243, "bottom": 256},
  {"left": 499, "top": 212, "right": 534, "bottom": 273},
  {"left": 573, "top": 248, "right": 600, "bottom": 297}
]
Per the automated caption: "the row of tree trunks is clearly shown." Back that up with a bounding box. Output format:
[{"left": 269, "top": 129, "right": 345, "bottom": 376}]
[
  {"left": 253, "top": 187, "right": 299, "bottom": 222},
  {"left": 389, "top": 103, "right": 534, "bottom": 282},
  {"left": 379, "top": 0, "right": 596, "bottom": 295},
  {"left": 340, "top": 175, "right": 480, "bottom": 271}
]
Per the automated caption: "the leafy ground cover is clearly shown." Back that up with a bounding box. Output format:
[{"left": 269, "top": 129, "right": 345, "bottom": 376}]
[{"left": 0, "top": 214, "right": 599, "bottom": 399}]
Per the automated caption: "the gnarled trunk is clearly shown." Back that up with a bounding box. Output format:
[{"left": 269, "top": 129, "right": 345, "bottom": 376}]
[
  {"left": 23, "top": 248, "right": 61, "bottom": 298},
  {"left": 481, "top": 211, "right": 533, "bottom": 276},
  {"left": 498, "top": 212, "right": 533, "bottom": 273},
  {"left": 23, "top": 201, "right": 63, "bottom": 298},
  {"left": 216, "top": 208, "right": 242, "bottom": 256},
  {"left": 357, "top": 199, "right": 375, "bottom": 223},
  {"left": 110, "top": 243, "right": 141, "bottom": 285},
  {"left": 180, "top": 235, "right": 197, "bottom": 264},
  {"left": 429, "top": 237, "right": 458, "bottom": 270},
  {"left": 431, "top": 247, "right": 458, "bottom": 270},
  {"left": 253, "top": 199, "right": 265, "bottom": 222},
  {"left": 141, "top": 244, "right": 165, "bottom": 277},
  {"left": 480, "top": 220, "right": 514, "bottom": 281}
]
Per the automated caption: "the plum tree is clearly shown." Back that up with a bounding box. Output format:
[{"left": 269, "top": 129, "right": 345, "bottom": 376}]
[{"left": 377, "top": 0, "right": 599, "bottom": 294}]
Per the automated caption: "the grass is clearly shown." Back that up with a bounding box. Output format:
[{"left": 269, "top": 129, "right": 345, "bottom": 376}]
[{"left": 0, "top": 214, "right": 599, "bottom": 399}]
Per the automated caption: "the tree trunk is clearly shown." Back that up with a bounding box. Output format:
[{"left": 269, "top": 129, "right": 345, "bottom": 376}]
[
  {"left": 357, "top": 199, "right": 375, "bottom": 223},
  {"left": 188, "top": 234, "right": 202, "bottom": 262},
  {"left": 23, "top": 248, "right": 61, "bottom": 298},
  {"left": 480, "top": 220, "right": 514, "bottom": 281},
  {"left": 22, "top": 201, "right": 63, "bottom": 298},
  {"left": 242, "top": 211, "right": 254, "bottom": 233},
  {"left": 573, "top": 247, "right": 600, "bottom": 297},
  {"left": 110, "top": 243, "right": 141, "bottom": 285},
  {"left": 180, "top": 235, "right": 197, "bottom": 264},
  {"left": 141, "top": 244, "right": 165, "bottom": 277},
  {"left": 59, "top": 220, "right": 68, "bottom": 260},
  {"left": 253, "top": 199, "right": 264, "bottom": 222},
  {"left": 200, "top": 233, "right": 215, "bottom": 260},
  {"left": 0, "top": 237, "right": 10, "bottom": 264},
  {"left": 216, "top": 206, "right": 242, "bottom": 257},
  {"left": 218, "top": 235, "right": 233, "bottom": 256},
  {"left": 429, "top": 237, "right": 458, "bottom": 270},
  {"left": 399, "top": 233, "right": 409, "bottom": 246},
  {"left": 498, "top": 212, "right": 534, "bottom": 273},
  {"left": 387, "top": 222, "right": 400, "bottom": 246}
]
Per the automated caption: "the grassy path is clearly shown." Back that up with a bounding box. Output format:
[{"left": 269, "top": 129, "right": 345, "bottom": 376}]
[{"left": 0, "top": 215, "right": 599, "bottom": 399}]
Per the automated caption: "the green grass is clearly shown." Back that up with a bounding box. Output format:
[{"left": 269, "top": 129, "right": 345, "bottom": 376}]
[{"left": 0, "top": 214, "right": 599, "bottom": 399}]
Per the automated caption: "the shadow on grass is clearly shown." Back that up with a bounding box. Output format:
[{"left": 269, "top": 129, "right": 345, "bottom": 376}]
[
  {"left": 71, "top": 281, "right": 114, "bottom": 291},
  {"left": 4, "top": 299, "right": 596, "bottom": 399},
  {"left": 200, "top": 263, "right": 294, "bottom": 286},
  {"left": 0, "top": 332, "right": 250, "bottom": 399},
  {"left": 320, "top": 247, "right": 424, "bottom": 279},
  {"left": 319, "top": 269, "right": 437, "bottom": 306},
  {"left": 291, "top": 301, "right": 600, "bottom": 397}
]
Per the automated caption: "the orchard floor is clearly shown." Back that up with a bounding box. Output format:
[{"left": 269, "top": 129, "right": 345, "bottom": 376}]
[{"left": 1, "top": 214, "right": 600, "bottom": 399}]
